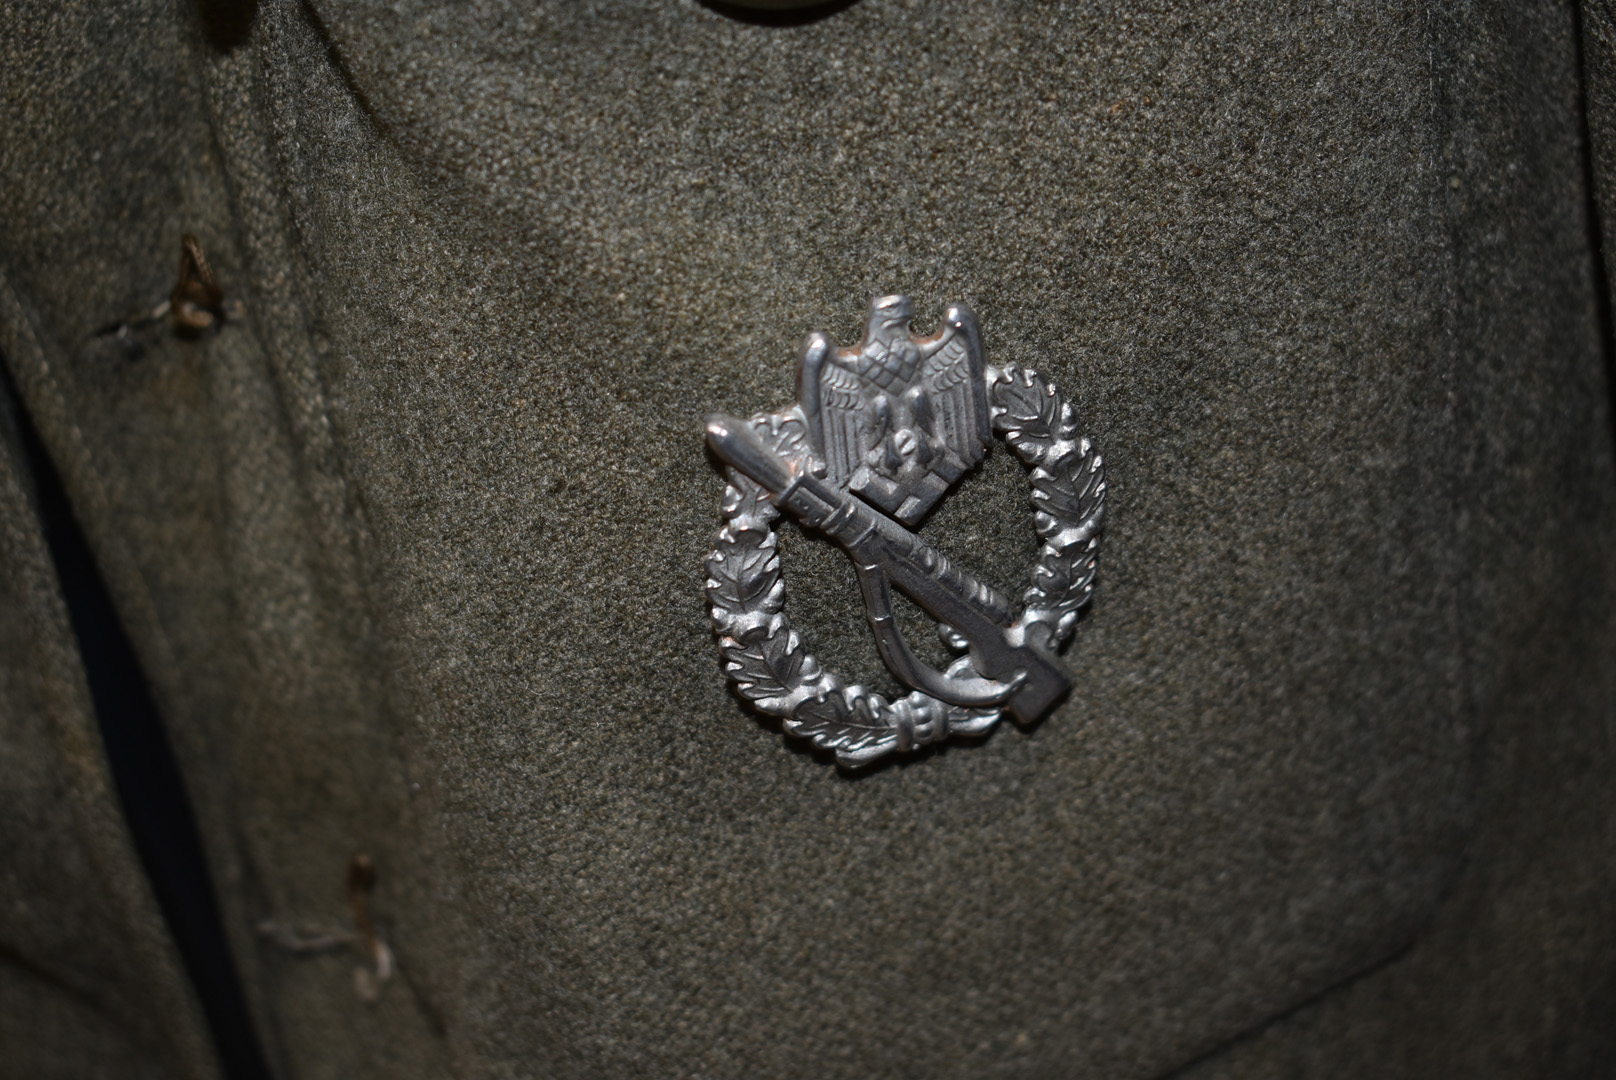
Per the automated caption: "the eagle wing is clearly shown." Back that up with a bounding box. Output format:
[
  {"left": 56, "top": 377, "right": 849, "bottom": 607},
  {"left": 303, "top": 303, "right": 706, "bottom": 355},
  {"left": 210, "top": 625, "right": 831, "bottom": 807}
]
[
  {"left": 919, "top": 304, "right": 991, "bottom": 468},
  {"left": 817, "top": 359, "right": 867, "bottom": 488},
  {"left": 798, "top": 331, "right": 868, "bottom": 489}
]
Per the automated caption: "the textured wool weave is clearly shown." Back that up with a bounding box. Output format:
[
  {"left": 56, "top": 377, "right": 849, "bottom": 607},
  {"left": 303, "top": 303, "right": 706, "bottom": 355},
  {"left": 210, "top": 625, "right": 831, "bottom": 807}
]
[{"left": 1, "top": 1, "right": 1613, "bottom": 1077}]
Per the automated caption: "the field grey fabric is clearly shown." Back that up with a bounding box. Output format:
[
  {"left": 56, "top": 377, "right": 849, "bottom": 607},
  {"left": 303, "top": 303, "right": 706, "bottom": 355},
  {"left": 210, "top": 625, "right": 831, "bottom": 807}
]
[
  {"left": 1, "top": 0, "right": 1613, "bottom": 1077},
  {"left": 1170, "top": 4, "right": 1616, "bottom": 1074},
  {"left": 0, "top": 386, "right": 216, "bottom": 1078},
  {"left": 1585, "top": 0, "right": 1616, "bottom": 270}
]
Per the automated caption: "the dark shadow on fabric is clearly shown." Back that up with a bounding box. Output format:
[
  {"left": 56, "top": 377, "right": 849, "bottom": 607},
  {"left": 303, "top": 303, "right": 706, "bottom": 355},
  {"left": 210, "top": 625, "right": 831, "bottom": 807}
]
[
  {"left": 0, "top": 363, "right": 274, "bottom": 1080},
  {"left": 1156, "top": 937, "right": 1421, "bottom": 1079},
  {"left": 199, "top": 0, "right": 257, "bottom": 52},
  {"left": 698, "top": 0, "right": 861, "bottom": 27},
  {"left": 1572, "top": 0, "right": 1616, "bottom": 453}
]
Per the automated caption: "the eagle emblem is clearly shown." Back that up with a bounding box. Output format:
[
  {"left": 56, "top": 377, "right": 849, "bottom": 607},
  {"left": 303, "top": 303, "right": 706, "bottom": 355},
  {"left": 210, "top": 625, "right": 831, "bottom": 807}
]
[
  {"left": 801, "top": 294, "right": 990, "bottom": 525},
  {"left": 704, "top": 296, "right": 1106, "bottom": 767}
]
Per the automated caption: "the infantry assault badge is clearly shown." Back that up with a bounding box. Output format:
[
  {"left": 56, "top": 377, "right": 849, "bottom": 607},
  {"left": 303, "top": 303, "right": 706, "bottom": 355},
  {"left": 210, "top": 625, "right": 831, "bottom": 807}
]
[{"left": 704, "top": 296, "right": 1106, "bottom": 767}]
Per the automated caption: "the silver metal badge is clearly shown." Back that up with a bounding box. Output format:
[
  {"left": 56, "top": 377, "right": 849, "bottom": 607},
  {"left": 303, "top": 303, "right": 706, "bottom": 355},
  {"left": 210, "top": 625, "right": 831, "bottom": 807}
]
[{"left": 704, "top": 296, "right": 1106, "bottom": 767}]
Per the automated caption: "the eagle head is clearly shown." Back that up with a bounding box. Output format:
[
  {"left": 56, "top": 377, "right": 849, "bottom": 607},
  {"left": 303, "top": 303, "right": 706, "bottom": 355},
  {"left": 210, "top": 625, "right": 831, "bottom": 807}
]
[{"left": 866, "top": 294, "right": 914, "bottom": 342}]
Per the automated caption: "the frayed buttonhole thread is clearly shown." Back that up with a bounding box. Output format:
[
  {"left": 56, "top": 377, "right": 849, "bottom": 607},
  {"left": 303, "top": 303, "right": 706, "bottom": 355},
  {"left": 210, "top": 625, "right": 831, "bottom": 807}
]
[
  {"left": 95, "top": 234, "right": 245, "bottom": 356},
  {"left": 256, "top": 853, "right": 394, "bottom": 1004}
]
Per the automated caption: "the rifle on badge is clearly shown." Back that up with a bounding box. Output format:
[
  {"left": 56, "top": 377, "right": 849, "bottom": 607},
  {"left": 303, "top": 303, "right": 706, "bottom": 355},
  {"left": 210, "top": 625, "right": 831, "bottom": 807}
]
[{"left": 705, "top": 414, "right": 1069, "bottom": 724}]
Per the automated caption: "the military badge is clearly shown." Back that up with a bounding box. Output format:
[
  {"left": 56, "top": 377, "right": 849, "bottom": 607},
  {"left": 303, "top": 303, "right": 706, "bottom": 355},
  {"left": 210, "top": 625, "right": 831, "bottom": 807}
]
[{"left": 704, "top": 296, "right": 1106, "bottom": 767}]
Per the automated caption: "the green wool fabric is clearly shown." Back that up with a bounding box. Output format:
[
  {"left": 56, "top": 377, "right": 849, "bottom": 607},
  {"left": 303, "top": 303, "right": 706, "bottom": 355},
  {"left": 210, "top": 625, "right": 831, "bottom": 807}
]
[{"left": 1, "top": 1, "right": 1613, "bottom": 1077}]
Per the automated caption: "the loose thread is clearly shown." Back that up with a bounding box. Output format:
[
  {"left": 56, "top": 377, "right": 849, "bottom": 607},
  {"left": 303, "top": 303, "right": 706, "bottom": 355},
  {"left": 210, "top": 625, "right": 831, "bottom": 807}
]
[{"left": 256, "top": 853, "right": 394, "bottom": 1003}]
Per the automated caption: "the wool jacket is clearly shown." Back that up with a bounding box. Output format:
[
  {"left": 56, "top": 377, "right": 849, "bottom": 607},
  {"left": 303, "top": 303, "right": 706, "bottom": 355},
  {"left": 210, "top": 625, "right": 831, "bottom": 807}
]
[{"left": 3, "top": 1, "right": 1615, "bottom": 1077}]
